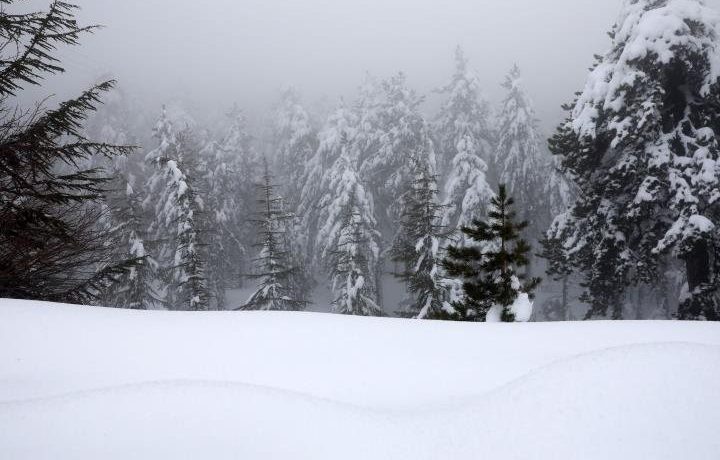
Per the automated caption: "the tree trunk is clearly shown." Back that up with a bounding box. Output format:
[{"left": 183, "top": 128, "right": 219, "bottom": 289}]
[{"left": 679, "top": 240, "right": 712, "bottom": 320}]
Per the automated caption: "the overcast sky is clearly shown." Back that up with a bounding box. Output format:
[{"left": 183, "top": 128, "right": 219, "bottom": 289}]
[{"left": 23, "top": 0, "right": 720, "bottom": 132}]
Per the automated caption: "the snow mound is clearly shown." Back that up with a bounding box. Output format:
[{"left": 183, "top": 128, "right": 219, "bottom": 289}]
[{"left": 1, "top": 299, "right": 719, "bottom": 459}]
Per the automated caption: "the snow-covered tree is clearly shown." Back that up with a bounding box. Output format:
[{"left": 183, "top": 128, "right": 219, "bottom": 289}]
[
  {"left": 298, "top": 102, "right": 358, "bottom": 262},
  {"left": 357, "top": 73, "right": 436, "bottom": 233},
  {"left": 317, "top": 154, "right": 382, "bottom": 315},
  {"left": 0, "top": 2, "right": 137, "bottom": 303},
  {"left": 103, "top": 164, "right": 163, "bottom": 309},
  {"left": 240, "top": 160, "right": 307, "bottom": 311},
  {"left": 145, "top": 108, "right": 209, "bottom": 311},
  {"left": 443, "top": 185, "right": 541, "bottom": 322},
  {"left": 197, "top": 107, "right": 259, "bottom": 308},
  {"left": 436, "top": 47, "right": 496, "bottom": 248},
  {"left": 272, "top": 86, "right": 318, "bottom": 212},
  {"left": 495, "top": 65, "right": 548, "bottom": 241},
  {"left": 391, "top": 159, "right": 455, "bottom": 319},
  {"left": 435, "top": 46, "right": 495, "bottom": 181},
  {"left": 549, "top": 0, "right": 720, "bottom": 320}
]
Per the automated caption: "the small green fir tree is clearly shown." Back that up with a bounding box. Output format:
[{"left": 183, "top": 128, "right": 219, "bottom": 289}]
[{"left": 443, "top": 184, "right": 541, "bottom": 322}]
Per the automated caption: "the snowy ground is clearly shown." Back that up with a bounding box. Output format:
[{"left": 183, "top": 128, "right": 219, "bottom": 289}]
[{"left": 1, "top": 299, "right": 719, "bottom": 459}]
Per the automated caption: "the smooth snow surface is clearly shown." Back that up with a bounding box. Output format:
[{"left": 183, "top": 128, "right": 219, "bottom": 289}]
[{"left": 1, "top": 299, "right": 720, "bottom": 459}]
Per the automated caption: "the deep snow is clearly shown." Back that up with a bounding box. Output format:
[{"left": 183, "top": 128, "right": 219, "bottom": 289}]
[{"left": 1, "top": 299, "right": 719, "bottom": 459}]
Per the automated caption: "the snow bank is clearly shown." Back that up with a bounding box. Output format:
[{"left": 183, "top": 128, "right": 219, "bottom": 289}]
[{"left": 1, "top": 299, "right": 719, "bottom": 459}]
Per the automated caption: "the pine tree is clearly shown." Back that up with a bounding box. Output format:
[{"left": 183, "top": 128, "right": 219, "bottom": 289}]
[
  {"left": 298, "top": 102, "right": 358, "bottom": 263},
  {"left": 549, "top": 0, "right": 720, "bottom": 320},
  {"left": 435, "top": 46, "right": 495, "bottom": 181},
  {"left": 443, "top": 185, "right": 541, "bottom": 322},
  {"left": 145, "top": 108, "right": 209, "bottom": 311},
  {"left": 391, "top": 159, "right": 454, "bottom": 319},
  {"left": 199, "top": 108, "right": 257, "bottom": 309},
  {"left": 538, "top": 214, "right": 575, "bottom": 321},
  {"left": 217, "top": 106, "right": 260, "bottom": 289},
  {"left": 495, "top": 65, "right": 548, "bottom": 245},
  {"left": 317, "top": 154, "right": 382, "bottom": 315},
  {"left": 240, "top": 159, "right": 307, "bottom": 311},
  {"left": 0, "top": 1, "right": 136, "bottom": 302},
  {"left": 103, "top": 164, "right": 163, "bottom": 309},
  {"left": 357, "top": 73, "right": 436, "bottom": 233},
  {"left": 435, "top": 48, "right": 496, "bottom": 247},
  {"left": 273, "top": 86, "right": 318, "bottom": 212}
]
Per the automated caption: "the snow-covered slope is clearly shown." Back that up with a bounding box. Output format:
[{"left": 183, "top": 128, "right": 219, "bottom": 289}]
[{"left": 1, "top": 299, "right": 719, "bottom": 459}]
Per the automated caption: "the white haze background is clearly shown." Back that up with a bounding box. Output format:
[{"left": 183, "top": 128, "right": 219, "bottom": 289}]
[{"left": 20, "top": 0, "right": 720, "bottom": 132}]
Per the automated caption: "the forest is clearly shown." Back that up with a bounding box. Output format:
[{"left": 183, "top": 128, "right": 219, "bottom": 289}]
[{"left": 1, "top": 0, "right": 720, "bottom": 323}]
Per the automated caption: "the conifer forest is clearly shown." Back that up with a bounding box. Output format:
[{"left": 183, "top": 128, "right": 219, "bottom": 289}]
[{"left": 1, "top": 1, "right": 720, "bottom": 458}]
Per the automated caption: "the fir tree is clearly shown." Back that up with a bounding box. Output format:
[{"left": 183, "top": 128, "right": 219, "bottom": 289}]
[
  {"left": 199, "top": 108, "right": 257, "bottom": 309},
  {"left": 218, "top": 106, "right": 260, "bottom": 288},
  {"left": 0, "top": 1, "right": 136, "bottom": 302},
  {"left": 435, "top": 46, "right": 495, "bottom": 181},
  {"left": 240, "top": 159, "right": 307, "bottom": 311},
  {"left": 298, "top": 102, "right": 358, "bottom": 264},
  {"left": 436, "top": 47, "right": 496, "bottom": 246},
  {"left": 549, "top": 0, "right": 720, "bottom": 320},
  {"left": 443, "top": 185, "right": 541, "bottom": 322},
  {"left": 103, "top": 162, "right": 163, "bottom": 309},
  {"left": 273, "top": 86, "right": 318, "bottom": 212},
  {"left": 317, "top": 153, "right": 382, "bottom": 315},
  {"left": 357, "top": 73, "right": 436, "bottom": 233},
  {"left": 145, "top": 108, "right": 209, "bottom": 311},
  {"left": 494, "top": 65, "right": 548, "bottom": 245},
  {"left": 538, "top": 214, "right": 575, "bottom": 321},
  {"left": 391, "top": 159, "right": 454, "bottom": 319}
]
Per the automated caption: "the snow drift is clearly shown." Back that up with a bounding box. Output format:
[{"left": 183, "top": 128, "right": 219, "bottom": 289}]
[{"left": 1, "top": 299, "right": 719, "bottom": 459}]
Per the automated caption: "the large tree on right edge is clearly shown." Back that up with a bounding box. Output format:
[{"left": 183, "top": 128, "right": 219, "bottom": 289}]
[{"left": 549, "top": 0, "right": 720, "bottom": 320}]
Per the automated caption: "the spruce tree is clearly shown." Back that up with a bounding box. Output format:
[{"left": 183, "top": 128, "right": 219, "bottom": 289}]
[
  {"left": 240, "top": 159, "right": 307, "bottom": 311},
  {"left": 326, "top": 196, "right": 383, "bottom": 316},
  {"left": 103, "top": 163, "right": 163, "bottom": 309},
  {"left": 273, "top": 86, "right": 318, "bottom": 213},
  {"left": 549, "top": 0, "right": 720, "bottom": 320},
  {"left": 495, "top": 65, "right": 548, "bottom": 247},
  {"left": 391, "top": 159, "right": 454, "bottom": 319},
  {"left": 0, "top": 1, "right": 136, "bottom": 302},
  {"left": 357, "top": 72, "right": 436, "bottom": 233},
  {"left": 298, "top": 102, "right": 358, "bottom": 263},
  {"left": 217, "top": 106, "right": 260, "bottom": 288},
  {"left": 436, "top": 47, "right": 496, "bottom": 245},
  {"left": 317, "top": 153, "right": 382, "bottom": 315},
  {"left": 435, "top": 46, "right": 495, "bottom": 181},
  {"left": 538, "top": 216, "right": 575, "bottom": 321},
  {"left": 443, "top": 185, "right": 541, "bottom": 322},
  {"left": 145, "top": 108, "right": 209, "bottom": 311}
]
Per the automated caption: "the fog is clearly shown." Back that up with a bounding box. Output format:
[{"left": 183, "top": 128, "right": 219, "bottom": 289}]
[{"left": 23, "top": 0, "right": 720, "bottom": 132}]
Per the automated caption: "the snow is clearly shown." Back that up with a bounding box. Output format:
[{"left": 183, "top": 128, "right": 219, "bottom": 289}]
[
  {"left": 2, "top": 299, "right": 720, "bottom": 459},
  {"left": 572, "top": 0, "right": 720, "bottom": 140}
]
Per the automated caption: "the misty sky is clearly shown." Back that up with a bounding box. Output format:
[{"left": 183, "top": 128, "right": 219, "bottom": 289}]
[{"left": 24, "top": 0, "right": 720, "bottom": 133}]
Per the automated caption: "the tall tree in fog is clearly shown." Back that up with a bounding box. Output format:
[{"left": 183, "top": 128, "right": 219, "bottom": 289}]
[
  {"left": 145, "top": 108, "right": 209, "bottom": 311},
  {"left": 549, "top": 0, "right": 720, "bottom": 320},
  {"left": 273, "top": 86, "right": 318, "bottom": 212},
  {"left": 240, "top": 160, "right": 307, "bottom": 311},
  {"left": 357, "top": 73, "right": 436, "bottom": 236},
  {"left": 298, "top": 102, "right": 358, "bottom": 263},
  {"left": 436, "top": 48, "right": 495, "bottom": 245},
  {"left": 219, "top": 107, "right": 261, "bottom": 287},
  {"left": 199, "top": 107, "right": 259, "bottom": 308},
  {"left": 103, "top": 161, "right": 163, "bottom": 309},
  {"left": 317, "top": 154, "right": 383, "bottom": 316},
  {"left": 494, "top": 65, "right": 547, "bottom": 244},
  {"left": 0, "top": 1, "right": 136, "bottom": 303},
  {"left": 391, "top": 159, "right": 455, "bottom": 319}
]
